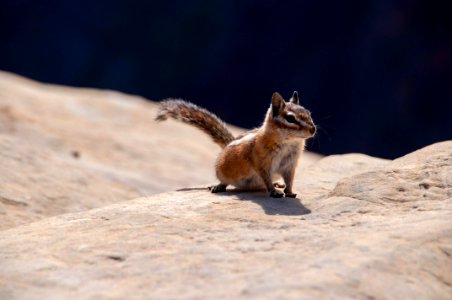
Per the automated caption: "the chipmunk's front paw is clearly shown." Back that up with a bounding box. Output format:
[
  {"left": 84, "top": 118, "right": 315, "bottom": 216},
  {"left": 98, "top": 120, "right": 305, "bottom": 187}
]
[
  {"left": 269, "top": 190, "right": 284, "bottom": 198},
  {"left": 285, "top": 192, "right": 297, "bottom": 198},
  {"left": 209, "top": 184, "right": 227, "bottom": 193},
  {"left": 273, "top": 182, "right": 286, "bottom": 189}
]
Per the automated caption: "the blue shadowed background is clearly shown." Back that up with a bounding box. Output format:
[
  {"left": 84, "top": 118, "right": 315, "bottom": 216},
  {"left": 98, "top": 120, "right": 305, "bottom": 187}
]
[{"left": 1, "top": 0, "right": 450, "bottom": 158}]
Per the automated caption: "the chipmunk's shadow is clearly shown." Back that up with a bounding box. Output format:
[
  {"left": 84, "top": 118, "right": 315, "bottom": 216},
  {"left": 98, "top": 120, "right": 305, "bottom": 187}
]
[
  {"left": 228, "top": 191, "right": 311, "bottom": 216},
  {"left": 177, "top": 187, "right": 310, "bottom": 216}
]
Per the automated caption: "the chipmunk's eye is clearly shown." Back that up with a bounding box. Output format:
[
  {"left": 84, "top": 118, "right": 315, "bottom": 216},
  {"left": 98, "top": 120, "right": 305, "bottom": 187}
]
[{"left": 284, "top": 114, "right": 297, "bottom": 124}]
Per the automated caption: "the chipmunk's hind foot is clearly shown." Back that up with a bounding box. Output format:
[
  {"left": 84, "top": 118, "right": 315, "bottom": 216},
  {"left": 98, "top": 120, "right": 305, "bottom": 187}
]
[
  {"left": 209, "top": 183, "right": 227, "bottom": 193},
  {"left": 269, "top": 189, "right": 285, "bottom": 198}
]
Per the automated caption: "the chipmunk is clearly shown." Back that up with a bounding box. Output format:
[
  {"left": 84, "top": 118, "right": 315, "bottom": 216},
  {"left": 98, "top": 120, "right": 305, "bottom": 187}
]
[{"left": 155, "top": 91, "right": 316, "bottom": 198}]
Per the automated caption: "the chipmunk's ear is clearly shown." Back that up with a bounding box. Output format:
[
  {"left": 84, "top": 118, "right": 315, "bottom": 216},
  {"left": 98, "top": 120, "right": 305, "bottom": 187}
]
[
  {"left": 290, "top": 91, "right": 299, "bottom": 104},
  {"left": 271, "top": 92, "right": 285, "bottom": 117}
]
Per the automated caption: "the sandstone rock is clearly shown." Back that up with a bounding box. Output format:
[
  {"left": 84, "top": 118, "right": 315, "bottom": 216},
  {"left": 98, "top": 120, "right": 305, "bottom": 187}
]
[
  {"left": 296, "top": 153, "right": 389, "bottom": 202},
  {"left": 0, "top": 142, "right": 450, "bottom": 299},
  {"left": 0, "top": 71, "right": 322, "bottom": 229},
  {"left": 331, "top": 141, "right": 452, "bottom": 205}
]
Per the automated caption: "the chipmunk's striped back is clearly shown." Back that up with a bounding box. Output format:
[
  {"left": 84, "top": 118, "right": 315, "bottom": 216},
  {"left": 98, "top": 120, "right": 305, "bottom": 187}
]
[{"left": 155, "top": 99, "right": 235, "bottom": 148}]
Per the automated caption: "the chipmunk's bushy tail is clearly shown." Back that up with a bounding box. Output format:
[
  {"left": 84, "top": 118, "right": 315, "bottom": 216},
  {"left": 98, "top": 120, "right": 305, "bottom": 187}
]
[{"left": 155, "top": 99, "right": 235, "bottom": 148}]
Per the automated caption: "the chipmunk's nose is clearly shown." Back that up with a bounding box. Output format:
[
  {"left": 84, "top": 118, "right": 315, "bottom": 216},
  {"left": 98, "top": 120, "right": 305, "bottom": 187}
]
[{"left": 309, "top": 125, "right": 316, "bottom": 135}]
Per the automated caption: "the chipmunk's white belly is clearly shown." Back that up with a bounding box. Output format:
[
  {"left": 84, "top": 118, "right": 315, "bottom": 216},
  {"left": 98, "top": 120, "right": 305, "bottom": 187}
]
[{"left": 271, "top": 142, "right": 301, "bottom": 174}]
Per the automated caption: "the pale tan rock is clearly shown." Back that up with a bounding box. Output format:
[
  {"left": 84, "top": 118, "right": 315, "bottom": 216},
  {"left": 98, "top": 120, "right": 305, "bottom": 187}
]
[
  {"left": 331, "top": 141, "right": 452, "bottom": 206},
  {"left": 0, "top": 70, "right": 322, "bottom": 229},
  {"left": 0, "top": 142, "right": 451, "bottom": 299},
  {"left": 296, "top": 153, "right": 389, "bottom": 202}
]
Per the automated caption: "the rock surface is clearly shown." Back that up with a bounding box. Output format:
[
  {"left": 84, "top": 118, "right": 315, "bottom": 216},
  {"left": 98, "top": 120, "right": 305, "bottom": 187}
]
[
  {"left": 0, "top": 71, "right": 321, "bottom": 229},
  {"left": 0, "top": 140, "right": 451, "bottom": 299}
]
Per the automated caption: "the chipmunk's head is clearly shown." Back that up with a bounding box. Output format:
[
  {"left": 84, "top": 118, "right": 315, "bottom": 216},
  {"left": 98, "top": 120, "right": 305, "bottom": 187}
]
[{"left": 267, "top": 91, "right": 316, "bottom": 139}]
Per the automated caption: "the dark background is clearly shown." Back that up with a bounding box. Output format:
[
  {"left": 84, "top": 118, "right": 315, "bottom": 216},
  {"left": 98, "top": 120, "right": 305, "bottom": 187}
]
[{"left": 1, "top": 0, "right": 451, "bottom": 158}]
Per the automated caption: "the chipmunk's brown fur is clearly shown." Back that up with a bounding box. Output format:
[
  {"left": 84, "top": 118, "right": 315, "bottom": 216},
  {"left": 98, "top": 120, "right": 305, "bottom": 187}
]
[{"left": 155, "top": 91, "right": 316, "bottom": 198}]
